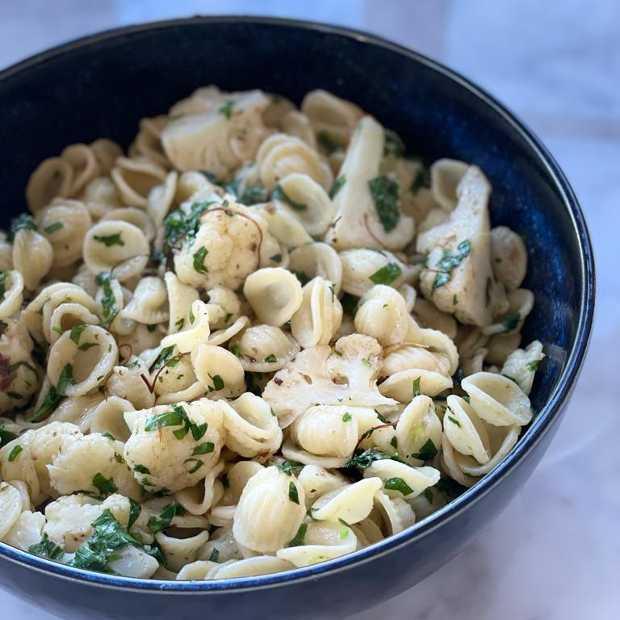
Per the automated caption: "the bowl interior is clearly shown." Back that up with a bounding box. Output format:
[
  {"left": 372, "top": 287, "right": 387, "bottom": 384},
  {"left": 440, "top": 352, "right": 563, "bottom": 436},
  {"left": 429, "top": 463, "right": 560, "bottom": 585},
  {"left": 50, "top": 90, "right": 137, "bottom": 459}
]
[{"left": 0, "top": 16, "right": 593, "bottom": 590}]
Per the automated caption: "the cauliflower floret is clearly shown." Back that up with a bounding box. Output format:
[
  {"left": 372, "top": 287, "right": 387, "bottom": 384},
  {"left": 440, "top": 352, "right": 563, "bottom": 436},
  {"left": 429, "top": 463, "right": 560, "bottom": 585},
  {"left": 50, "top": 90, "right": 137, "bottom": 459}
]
[
  {"left": 263, "top": 334, "right": 397, "bottom": 428},
  {"left": 44, "top": 493, "right": 130, "bottom": 552},
  {"left": 123, "top": 398, "right": 225, "bottom": 493},
  {"left": 0, "top": 319, "right": 40, "bottom": 414},
  {"left": 0, "top": 422, "right": 82, "bottom": 504},
  {"left": 174, "top": 203, "right": 264, "bottom": 290},
  {"left": 501, "top": 340, "right": 545, "bottom": 396},
  {"left": 416, "top": 166, "right": 507, "bottom": 327},
  {"left": 48, "top": 434, "right": 141, "bottom": 500}
]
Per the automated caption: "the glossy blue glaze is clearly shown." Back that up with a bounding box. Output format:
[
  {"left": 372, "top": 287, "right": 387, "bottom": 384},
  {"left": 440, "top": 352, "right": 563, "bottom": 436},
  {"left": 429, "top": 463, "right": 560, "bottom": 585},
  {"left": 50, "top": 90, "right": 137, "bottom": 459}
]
[{"left": 0, "top": 16, "right": 594, "bottom": 620}]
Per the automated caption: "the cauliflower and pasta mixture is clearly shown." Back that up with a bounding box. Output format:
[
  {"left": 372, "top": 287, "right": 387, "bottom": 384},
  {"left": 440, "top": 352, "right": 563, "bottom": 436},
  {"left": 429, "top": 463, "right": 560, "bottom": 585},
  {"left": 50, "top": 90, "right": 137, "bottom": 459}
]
[{"left": 0, "top": 87, "right": 544, "bottom": 580}]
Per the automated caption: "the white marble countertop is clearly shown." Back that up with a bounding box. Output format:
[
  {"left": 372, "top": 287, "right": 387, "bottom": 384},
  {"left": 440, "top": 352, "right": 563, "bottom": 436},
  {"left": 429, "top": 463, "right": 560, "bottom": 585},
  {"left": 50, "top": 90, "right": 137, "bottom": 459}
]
[{"left": 0, "top": 1, "right": 617, "bottom": 618}]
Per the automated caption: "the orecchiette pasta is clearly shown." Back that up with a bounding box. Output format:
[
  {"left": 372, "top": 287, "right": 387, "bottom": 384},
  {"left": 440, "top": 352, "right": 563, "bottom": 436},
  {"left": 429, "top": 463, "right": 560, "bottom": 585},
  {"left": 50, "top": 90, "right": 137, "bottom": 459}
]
[{"left": 0, "top": 85, "right": 544, "bottom": 581}]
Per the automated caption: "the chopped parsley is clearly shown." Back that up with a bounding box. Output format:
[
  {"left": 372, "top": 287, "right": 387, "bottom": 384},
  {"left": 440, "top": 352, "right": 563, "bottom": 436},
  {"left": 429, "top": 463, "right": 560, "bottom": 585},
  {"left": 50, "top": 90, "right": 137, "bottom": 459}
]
[
  {"left": 502, "top": 312, "right": 521, "bottom": 331},
  {"left": 192, "top": 246, "right": 208, "bottom": 274},
  {"left": 272, "top": 185, "right": 307, "bottom": 212},
  {"left": 447, "top": 415, "right": 461, "bottom": 428},
  {"left": 527, "top": 359, "right": 541, "bottom": 372},
  {"left": 92, "top": 473, "right": 118, "bottom": 497},
  {"left": 412, "top": 377, "right": 421, "bottom": 397},
  {"left": 412, "top": 439, "right": 438, "bottom": 461},
  {"left": 28, "top": 534, "right": 64, "bottom": 561},
  {"left": 278, "top": 460, "right": 304, "bottom": 476},
  {"left": 44, "top": 222, "right": 64, "bottom": 235},
  {"left": 210, "top": 374, "right": 225, "bottom": 391},
  {"left": 148, "top": 345, "right": 175, "bottom": 372},
  {"left": 192, "top": 442, "right": 215, "bottom": 456},
  {"left": 70, "top": 323, "right": 87, "bottom": 345},
  {"left": 342, "top": 412, "right": 352, "bottom": 423},
  {"left": 329, "top": 175, "right": 346, "bottom": 199},
  {"left": 369, "top": 262, "right": 402, "bottom": 285},
  {"left": 0, "top": 426, "right": 18, "bottom": 448},
  {"left": 264, "top": 354, "right": 277, "bottom": 363},
  {"left": 174, "top": 318, "right": 185, "bottom": 331},
  {"left": 148, "top": 503, "right": 185, "bottom": 534},
  {"left": 384, "top": 477, "right": 413, "bottom": 496},
  {"left": 368, "top": 175, "right": 400, "bottom": 233},
  {"left": 71, "top": 509, "right": 162, "bottom": 570},
  {"left": 93, "top": 233, "right": 124, "bottom": 247},
  {"left": 8, "top": 444, "right": 22, "bottom": 462},
  {"left": 288, "top": 523, "right": 307, "bottom": 547},
  {"left": 95, "top": 272, "right": 119, "bottom": 327},
  {"left": 133, "top": 464, "right": 151, "bottom": 475},
  {"left": 230, "top": 343, "right": 241, "bottom": 357},
  {"left": 128, "top": 499, "right": 141, "bottom": 530},
  {"left": 431, "top": 240, "right": 472, "bottom": 290},
  {"left": 346, "top": 448, "right": 403, "bottom": 470},
  {"left": 218, "top": 100, "right": 235, "bottom": 119},
  {"left": 8, "top": 213, "right": 37, "bottom": 241},
  {"left": 288, "top": 481, "right": 300, "bottom": 505},
  {"left": 163, "top": 201, "right": 215, "bottom": 254},
  {"left": 144, "top": 404, "right": 207, "bottom": 441},
  {"left": 30, "top": 363, "right": 73, "bottom": 422},
  {"left": 383, "top": 129, "right": 405, "bottom": 157}
]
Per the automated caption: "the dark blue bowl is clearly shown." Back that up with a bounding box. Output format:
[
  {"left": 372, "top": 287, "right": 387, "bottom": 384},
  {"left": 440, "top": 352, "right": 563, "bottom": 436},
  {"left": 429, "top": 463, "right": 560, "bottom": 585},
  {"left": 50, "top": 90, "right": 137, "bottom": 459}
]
[{"left": 0, "top": 16, "right": 594, "bottom": 620}]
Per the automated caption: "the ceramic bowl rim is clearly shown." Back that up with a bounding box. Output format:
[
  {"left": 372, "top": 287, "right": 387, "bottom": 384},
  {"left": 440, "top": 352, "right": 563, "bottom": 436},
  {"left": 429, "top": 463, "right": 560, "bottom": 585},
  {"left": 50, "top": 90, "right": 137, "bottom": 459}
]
[{"left": 0, "top": 14, "right": 595, "bottom": 595}]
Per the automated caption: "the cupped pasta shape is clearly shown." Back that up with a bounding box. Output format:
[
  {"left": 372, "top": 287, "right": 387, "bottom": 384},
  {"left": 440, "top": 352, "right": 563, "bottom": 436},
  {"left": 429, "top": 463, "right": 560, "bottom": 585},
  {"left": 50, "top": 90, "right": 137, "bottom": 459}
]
[
  {"left": 444, "top": 395, "right": 492, "bottom": 464},
  {"left": 90, "top": 138, "right": 123, "bottom": 174},
  {"left": 12, "top": 228, "right": 53, "bottom": 290},
  {"left": 83, "top": 396, "right": 135, "bottom": 442},
  {"left": 395, "top": 395, "right": 443, "bottom": 464},
  {"left": 482, "top": 288, "right": 534, "bottom": 337},
  {"left": 429, "top": 158, "right": 468, "bottom": 211},
  {"left": 310, "top": 477, "right": 383, "bottom": 524},
  {"left": 256, "top": 133, "right": 333, "bottom": 191},
  {"left": 0, "top": 482, "right": 26, "bottom": 539},
  {"left": 301, "top": 89, "right": 364, "bottom": 148},
  {"left": 47, "top": 433, "right": 140, "bottom": 499},
  {"left": 156, "top": 530, "right": 210, "bottom": 572},
  {"left": 164, "top": 271, "right": 200, "bottom": 334},
  {"left": 222, "top": 393, "right": 282, "bottom": 457},
  {"left": 254, "top": 202, "right": 312, "bottom": 251},
  {"left": 122, "top": 276, "right": 169, "bottom": 325},
  {"left": 108, "top": 544, "right": 160, "bottom": 579},
  {"left": 0, "top": 270, "right": 24, "bottom": 319},
  {"left": 0, "top": 422, "right": 82, "bottom": 504},
  {"left": 204, "top": 287, "right": 242, "bottom": 330},
  {"left": 47, "top": 325, "right": 118, "bottom": 397},
  {"left": 161, "top": 300, "right": 210, "bottom": 353},
  {"left": 61, "top": 143, "right": 101, "bottom": 196},
  {"left": 281, "top": 110, "right": 316, "bottom": 147},
  {"left": 381, "top": 344, "right": 451, "bottom": 379},
  {"left": 101, "top": 206, "right": 157, "bottom": 242},
  {"left": 275, "top": 173, "right": 335, "bottom": 236},
  {"left": 191, "top": 344, "right": 245, "bottom": 398},
  {"left": 290, "top": 405, "right": 359, "bottom": 459},
  {"left": 37, "top": 200, "right": 92, "bottom": 267},
  {"left": 491, "top": 226, "right": 528, "bottom": 291},
  {"left": 123, "top": 398, "right": 225, "bottom": 493},
  {"left": 175, "top": 461, "right": 226, "bottom": 516},
  {"left": 147, "top": 171, "right": 178, "bottom": 227},
  {"left": 230, "top": 324, "right": 299, "bottom": 373},
  {"left": 277, "top": 520, "right": 357, "bottom": 568},
  {"left": 354, "top": 285, "right": 410, "bottom": 347},
  {"left": 373, "top": 491, "right": 416, "bottom": 535},
  {"left": 339, "top": 248, "right": 414, "bottom": 297},
  {"left": 297, "top": 465, "right": 348, "bottom": 507},
  {"left": 501, "top": 340, "right": 545, "bottom": 396},
  {"left": 379, "top": 368, "right": 453, "bottom": 401},
  {"left": 26, "top": 157, "right": 74, "bottom": 213},
  {"left": 243, "top": 267, "right": 303, "bottom": 326},
  {"left": 291, "top": 276, "right": 343, "bottom": 348},
  {"left": 289, "top": 242, "right": 342, "bottom": 294},
  {"left": 486, "top": 332, "right": 522, "bottom": 366},
  {"left": 364, "top": 459, "right": 440, "bottom": 499},
  {"left": 212, "top": 556, "right": 295, "bottom": 580},
  {"left": 48, "top": 303, "right": 100, "bottom": 345},
  {"left": 83, "top": 176, "right": 121, "bottom": 211},
  {"left": 130, "top": 115, "right": 170, "bottom": 169},
  {"left": 232, "top": 465, "right": 306, "bottom": 553},
  {"left": 461, "top": 371, "right": 532, "bottom": 426},
  {"left": 111, "top": 156, "right": 168, "bottom": 208},
  {"left": 413, "top": 298, "right": 458, "bottom": 340},
  {"left": 83, "top": 220, "right": 149, "bottom": 281}
]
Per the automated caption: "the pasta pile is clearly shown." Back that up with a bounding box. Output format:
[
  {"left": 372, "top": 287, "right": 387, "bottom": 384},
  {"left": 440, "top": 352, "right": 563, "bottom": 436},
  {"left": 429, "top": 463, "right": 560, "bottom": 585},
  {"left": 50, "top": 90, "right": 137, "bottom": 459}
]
[{"left": 0, "top": 87, "right": 544, "bottom": 581}]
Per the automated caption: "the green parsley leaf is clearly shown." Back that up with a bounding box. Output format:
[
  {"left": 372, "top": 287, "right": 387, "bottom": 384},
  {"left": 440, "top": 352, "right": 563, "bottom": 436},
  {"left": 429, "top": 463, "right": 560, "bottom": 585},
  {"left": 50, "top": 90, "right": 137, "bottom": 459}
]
[
  {"left": 8, "top": 444, "right": 22, "bottom": 462},
  {"left": 412, "top": 377, "right": 421, "bottom": 397},
  {"left": 30, "top": 364, "right": 73, "bottom": 422},
  {"left": 272, "top": 185, "right": 307, "bottom": 211},
  {"left": 346, "top": 448, "right": 403, "bottom": 470},
  {"left": 44, "top": 222, "right": 64, "bottom": 235},
  {"left": 329, "top": 175, "right": 346, "bottom": 199},
  {"left": 0, "top": 426, "right": 18, "bottom": 448},
  {"left": 264, "top": 354, "right": 277, "bottom": 363},
  {"left": 93, "top": 233, "right": 124, "bottom": 247},
  {"left": 8, "top": 213, "right": 37, "bottom": 242},
  {"left": 70, "top": 323, "right": 87, "bottom": 345},
  {"left": 210, "top": 374, "right": 224, "bottom": 391},
  {"left": 192, "top": 442, "right": 214, "bottom": 456},
  {"left": 412, "top": 438, "right": 438, "bottom": 461},
  {"left": 128, "top": 499, "right": 141, "bottom": 530},
  {"left": 278, "top": 460, "right": 304, "bottom": 476},
  {"left": 527, "top": 359, "right": 541, "bottom": 372},
  {"left": 384, "top": 477, "right": 414, "bottom": 496},
  {"left": 368, "top": 175, "right": 400, "bottom": 232},
  {"left": 447, "top": 415, "right": 461, "bottom": 428},
  {"left": 288, "top": 523, "right": 307, "bottom": 547},
  {"left": 288, "top": 481, "right": 300, "bottom": 504},
  {"left": 342, "top": 412, "right": 352, "bottom": 422},
  {"left": 163, "top": 201, "right": 215, "bottom": 253},
  {"left": 92, "top": 473, "right": 118, "bottom": 497},
  {"left": 95, "top": 272, "right": 119, "bottom": 327},
  {"left": 148, "top": 503, "right": 185, "bottom": 534},
  {"left": 174, "top": 318, "right": 185, "bottom": 331},
  {"left": 28, "top": 534, "right": 64, "bottom": 560},
  {"left": 369, "top": 262, "right": 402, "bottom": 285},
  {"left": 134, "top": 464, "right": 151, "bottom": 474},
  {"left": 431, "top": 240, "right": 472, "bottom": 290},
  {"left": 192, "top": 246, "right": 208, "bottom": 274},
  {"left": 144, "top": 405, "right": 186, "bottom": 432},
  {"left": 148, "top": 345, "right": 175, "bottom": 372},
  {"left": 219, "top": 100, "right": 234, "bottom": 119}
]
